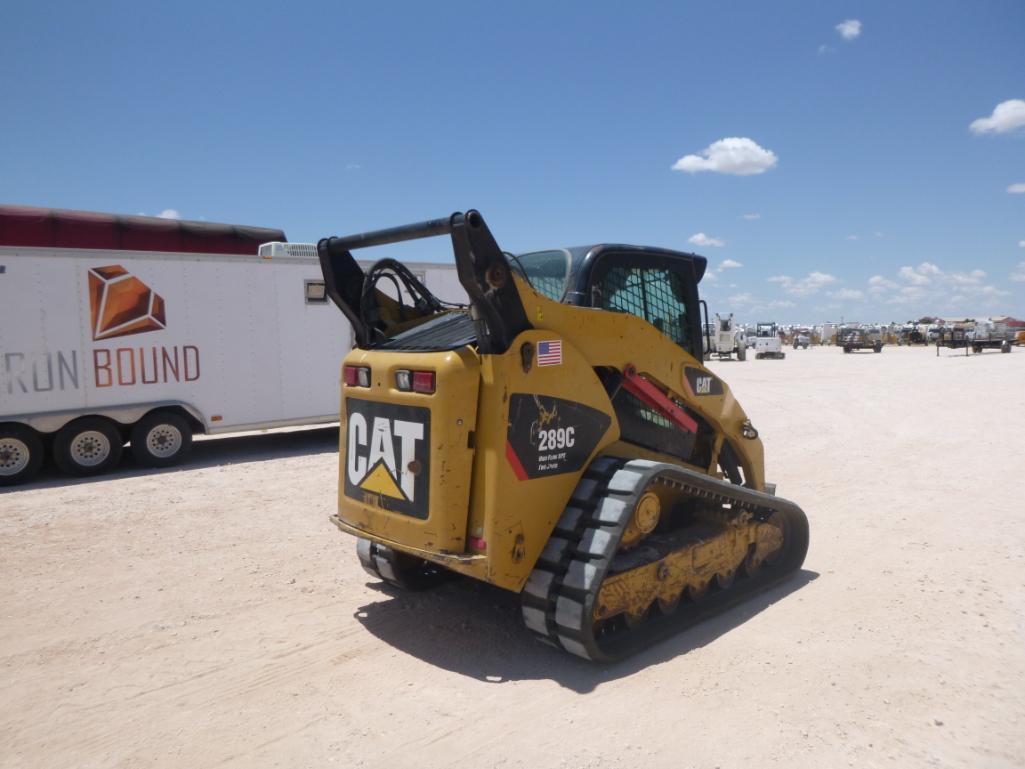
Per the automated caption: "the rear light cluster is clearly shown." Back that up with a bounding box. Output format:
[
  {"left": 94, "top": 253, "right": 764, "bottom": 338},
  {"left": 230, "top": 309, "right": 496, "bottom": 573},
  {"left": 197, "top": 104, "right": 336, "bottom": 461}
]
[
  {"left": 344, "top": 365, "right": 435, "bottom": 394},
  {"left": 343, "top": 365, "right": 371, "bottom": 387},
  {"left": 394, "top": 369, "right": 436, "bottom": 394}
]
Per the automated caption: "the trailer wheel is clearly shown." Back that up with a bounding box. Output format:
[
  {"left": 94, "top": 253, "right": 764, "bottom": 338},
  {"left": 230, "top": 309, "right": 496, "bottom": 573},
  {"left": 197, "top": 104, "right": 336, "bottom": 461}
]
[
  {"left": 874, "top": 343, "right": 882, "bottom": 353},
  {"left": 737, "top": 344, "right": 746, "bottom": 361},
  {"left": 1001, "top": 341, "right": 1011, "bottom": 353},
  {"left": 131, "top": 412, "right": 193, "bottom": 468},
  {"left": 0, "top": 424, "right": 45, "bottom": 486},
  {"left": 52, "top": 417, "right": 123, "bottom": 476}
]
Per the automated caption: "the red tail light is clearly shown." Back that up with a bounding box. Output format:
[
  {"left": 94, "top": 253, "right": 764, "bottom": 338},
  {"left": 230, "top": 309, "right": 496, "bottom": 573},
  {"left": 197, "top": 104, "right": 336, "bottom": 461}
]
[
  {"left": 343, "top": 365, "right": 371, "bottom": 387},
  {"left": 412, "top": 371, "right": 436, "bottom": 394},
  {"left": 395, "top": 369, "right": 436, "bottom": 394}
]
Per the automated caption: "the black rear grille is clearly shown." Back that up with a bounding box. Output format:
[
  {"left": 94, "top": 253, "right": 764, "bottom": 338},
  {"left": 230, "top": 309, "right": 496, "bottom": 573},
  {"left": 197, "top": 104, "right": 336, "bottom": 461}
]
[{"left": 374, "top": 311, "right": 478, "bottom": 352}]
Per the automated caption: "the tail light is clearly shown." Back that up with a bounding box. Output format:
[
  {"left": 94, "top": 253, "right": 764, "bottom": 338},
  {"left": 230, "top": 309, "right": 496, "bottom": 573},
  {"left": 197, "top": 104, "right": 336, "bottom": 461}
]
[
  {"left": 412, "top": 371, "right": 436, "bottom": 394},
  {"left": 344, "top": 365, "right": 371, "bottom": 387},
  {"left": 394, "top": 369, "right": 436, "bottom": 394}
]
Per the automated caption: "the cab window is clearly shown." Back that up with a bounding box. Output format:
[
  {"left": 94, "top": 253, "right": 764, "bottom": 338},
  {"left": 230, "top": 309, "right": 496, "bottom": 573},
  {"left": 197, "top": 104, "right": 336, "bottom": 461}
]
[{"left": 593, "top": 264, "right": 694, "bottom": 353}]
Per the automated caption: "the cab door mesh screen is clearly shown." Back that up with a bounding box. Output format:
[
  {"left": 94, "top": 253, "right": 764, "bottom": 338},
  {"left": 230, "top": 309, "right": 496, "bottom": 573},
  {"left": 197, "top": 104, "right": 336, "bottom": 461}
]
[{"left": 598, "top": 266, "right": 691, "bottom": 354}]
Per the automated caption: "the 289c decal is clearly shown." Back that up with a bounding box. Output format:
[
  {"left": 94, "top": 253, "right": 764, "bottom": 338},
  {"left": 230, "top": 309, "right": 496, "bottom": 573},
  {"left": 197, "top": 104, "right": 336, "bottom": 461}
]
[
  {"left": 505, "top": 394, "right": 610, "bottom": 480},
  {"left": 537, "top": 427, "right": 575, "bottom": 451}
]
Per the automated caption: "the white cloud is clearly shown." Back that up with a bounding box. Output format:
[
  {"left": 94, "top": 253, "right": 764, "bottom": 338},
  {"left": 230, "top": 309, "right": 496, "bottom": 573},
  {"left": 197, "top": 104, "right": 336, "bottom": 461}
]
[
  {"left": 817, "top": 44, "right": 833, "bottom": 55},
  {"left": 672, "top": 137, "right": 778, "bottom": 176},
  {"left": 830, "top": 288, "right": 864, "bottom": 301},
  {"left": 898, "top": 265, "right": 932, "bottom": 285},
  {"left": 688, "top": 232, "right": 725, "bottom": 248},
  {"left": 742, "top": 212, "right": 761, "bottom": 220},
  {"left": 1019, "top": 241, "right": 1025, "bottom": 248},
  {"left": 768, "top": 271, "right": 838, "bottom": 296},
  {"left": 970, "top": 99, "right": 1025, "bottom": 135},
  {"left": 1009, "top": 183, "right": 1025, "bottom": 194},
  {"left": 1012, "top": 262, "right": 1025, "bottom": 282},
  {"left": 846, "top": 234, "right": 859, "bottom": 241},
  {"left": 884, "top": 262, "right": 1010, "bottom": 306},
  {"left": 947, "top": 269, "right": 986, "bottom": 286},
  {"left": 867, "top": 275, "right": 898, "bottom": 295},
  {"left": 719, "top": 258, "right": 743, "bottom": 270},
  {"left": 767, "top": 299, "right": 796, "bottom": 309},
  {"left": 835, "top": 19, "right": 862, "bottom": 40},
  {"left": 157, "top": 209, "right": 182, "bottom": 220},
  {"left": 874, "top": 231, "right": 884, "bottom": 238}
]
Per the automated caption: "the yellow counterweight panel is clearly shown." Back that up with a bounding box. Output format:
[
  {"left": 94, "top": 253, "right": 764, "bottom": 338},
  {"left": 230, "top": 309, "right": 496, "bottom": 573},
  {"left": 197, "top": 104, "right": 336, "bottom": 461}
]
[{"left": 336, "top": 345, "right": 480, "bottom": 558}]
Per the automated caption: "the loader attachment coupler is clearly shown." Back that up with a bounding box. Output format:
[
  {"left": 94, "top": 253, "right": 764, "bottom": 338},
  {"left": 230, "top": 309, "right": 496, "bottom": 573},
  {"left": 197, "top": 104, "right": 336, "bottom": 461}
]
[{"left": 317, "top": 210, "right": 531, "bottom": 353}]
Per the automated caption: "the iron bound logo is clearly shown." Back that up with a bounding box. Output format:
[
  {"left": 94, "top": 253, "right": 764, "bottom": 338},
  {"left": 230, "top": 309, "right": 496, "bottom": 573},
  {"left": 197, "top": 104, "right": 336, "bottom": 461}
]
[
  {"left": 506, "top": 394, "right": 611, "bottom": 480},
  {"left": 88, "top": 265, "right": 166, "bottom": 341},
  {"left": 344, "top": 399, "right": 431, "bottom": 519}
]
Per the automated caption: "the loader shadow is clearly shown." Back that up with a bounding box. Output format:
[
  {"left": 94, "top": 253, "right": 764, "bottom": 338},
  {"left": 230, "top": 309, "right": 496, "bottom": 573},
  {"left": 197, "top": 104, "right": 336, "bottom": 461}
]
[
  {"left": 6, "top": 426, "right": 338, "bottom": 492},
  {"left": 354, "top": 568, "right": 818, "bottom": 693}
]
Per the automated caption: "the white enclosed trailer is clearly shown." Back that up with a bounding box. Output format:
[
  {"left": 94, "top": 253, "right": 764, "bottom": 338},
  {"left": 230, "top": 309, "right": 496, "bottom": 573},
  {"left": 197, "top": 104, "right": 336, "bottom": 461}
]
[{"left": 0, "top": 206, "right": 461, "bottom": 484}]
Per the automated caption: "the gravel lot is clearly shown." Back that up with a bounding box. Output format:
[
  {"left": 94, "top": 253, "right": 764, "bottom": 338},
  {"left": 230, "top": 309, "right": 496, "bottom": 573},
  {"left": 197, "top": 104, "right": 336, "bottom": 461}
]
[{"left": 2, "top": 345, "right": 1023, "bottom": 769}]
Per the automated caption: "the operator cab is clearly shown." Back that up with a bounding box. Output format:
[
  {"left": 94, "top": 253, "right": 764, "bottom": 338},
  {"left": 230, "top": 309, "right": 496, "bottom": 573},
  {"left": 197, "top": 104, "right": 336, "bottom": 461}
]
[{"left": 511, "top": 245, "right": 708, "bottom": 359}]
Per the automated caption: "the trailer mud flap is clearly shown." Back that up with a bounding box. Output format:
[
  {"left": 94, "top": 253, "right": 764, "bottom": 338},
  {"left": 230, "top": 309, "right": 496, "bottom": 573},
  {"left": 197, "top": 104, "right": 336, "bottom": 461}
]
[
  {"left": 344, "top": 398, "right": 431, "bottom": 519},
  {"left": 505, "top": 394, "right": 610, "bottom": 480}
]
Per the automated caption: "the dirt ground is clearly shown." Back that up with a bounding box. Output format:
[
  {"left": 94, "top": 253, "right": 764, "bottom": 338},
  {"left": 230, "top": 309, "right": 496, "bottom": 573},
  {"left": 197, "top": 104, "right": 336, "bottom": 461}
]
[{"left": 1, "top": 345, "right": 1023, "bottom": 769}]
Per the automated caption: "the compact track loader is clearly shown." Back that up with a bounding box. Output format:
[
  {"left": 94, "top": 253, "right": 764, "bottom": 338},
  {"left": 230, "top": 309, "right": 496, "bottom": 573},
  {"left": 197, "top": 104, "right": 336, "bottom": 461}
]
[{"left": 317, "top": 210, "right": 809, "bottom": 661}]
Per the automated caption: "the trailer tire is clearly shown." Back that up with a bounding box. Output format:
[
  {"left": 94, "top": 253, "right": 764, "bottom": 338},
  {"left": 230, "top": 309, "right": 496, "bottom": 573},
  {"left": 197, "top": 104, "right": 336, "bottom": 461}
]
[
  {"left": 0, "top": 424, "right": 45, "bottom": 486},
  {"left": 53, "top": 417, "right": 123, "bottom": 476},
  {"left": 1001, "top": 341, "right": 1011, "bottom": 353},
  {"left": 737, "top": 344, "right": 746, "bottom": 361},
  {"left": 131, "top": 412, "right": 193, "bottom": 468}
]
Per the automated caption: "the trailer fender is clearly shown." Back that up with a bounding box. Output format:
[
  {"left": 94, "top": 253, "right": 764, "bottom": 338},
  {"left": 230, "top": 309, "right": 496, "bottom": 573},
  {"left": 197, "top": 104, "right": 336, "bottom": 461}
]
[{"left": 5, "top": 401, "right": 206, "bottom": 435}]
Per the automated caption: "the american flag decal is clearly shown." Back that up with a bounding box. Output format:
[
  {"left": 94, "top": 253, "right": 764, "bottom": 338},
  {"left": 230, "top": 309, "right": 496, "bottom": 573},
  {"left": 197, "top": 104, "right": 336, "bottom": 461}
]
[{"left": 537, "top": 340, "right": 563, "bottom": 366}]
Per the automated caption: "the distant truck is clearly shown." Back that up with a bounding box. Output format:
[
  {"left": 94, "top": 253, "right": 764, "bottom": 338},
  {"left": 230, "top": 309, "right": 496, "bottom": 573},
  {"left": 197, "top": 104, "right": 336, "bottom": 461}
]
[
  {"left": 754, "top": 321, "right": 785, "bottom": 359},
  {"left": 838, "top": 325, "right": 883, "bottom": 353},
  {"left": 0, "top": 205, "right": 462, "bottom": 485},
  {"left": 967, "top": 320, "right": 1014, "bottom": 353},
  {"left": 710, "top": 313, "right": 747, "bottom": 360}
]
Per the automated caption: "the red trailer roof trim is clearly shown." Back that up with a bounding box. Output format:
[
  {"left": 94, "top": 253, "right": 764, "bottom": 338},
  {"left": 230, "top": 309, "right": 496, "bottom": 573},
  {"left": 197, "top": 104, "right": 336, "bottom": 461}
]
[{"left": 0, "top": 205, "right": 286, "bottom": 255}]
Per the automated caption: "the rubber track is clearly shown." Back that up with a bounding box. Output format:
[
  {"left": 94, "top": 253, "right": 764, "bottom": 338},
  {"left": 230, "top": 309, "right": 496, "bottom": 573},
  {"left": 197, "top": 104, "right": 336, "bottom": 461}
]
[
  {"left": 355, "top": 538, "right": 449, "bottom": 590},
  {"left": 356, "top": 538, "right": 401, "bottom": 586},
  {"left": 520, "top": 458, "right": 810, "bottom": 662}
]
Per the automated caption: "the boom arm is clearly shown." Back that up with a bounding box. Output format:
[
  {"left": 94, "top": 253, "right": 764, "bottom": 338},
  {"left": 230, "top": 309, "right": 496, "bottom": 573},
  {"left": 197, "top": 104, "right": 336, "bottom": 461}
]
[{"left": 317, "top": 210, "right": 531, "bottom": 353}]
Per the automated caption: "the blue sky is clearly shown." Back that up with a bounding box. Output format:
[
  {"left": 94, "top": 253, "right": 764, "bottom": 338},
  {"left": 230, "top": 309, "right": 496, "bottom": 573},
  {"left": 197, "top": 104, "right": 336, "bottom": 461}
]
[{"left": 2, "top": 0, "right": 1023, "bottom": 322}]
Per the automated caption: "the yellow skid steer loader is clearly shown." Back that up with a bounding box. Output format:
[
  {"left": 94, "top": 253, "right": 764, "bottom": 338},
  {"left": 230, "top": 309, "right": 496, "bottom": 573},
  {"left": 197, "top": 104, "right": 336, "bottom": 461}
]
[{"left": 317, "top": 210, "right": 809, "bottom": 661}]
